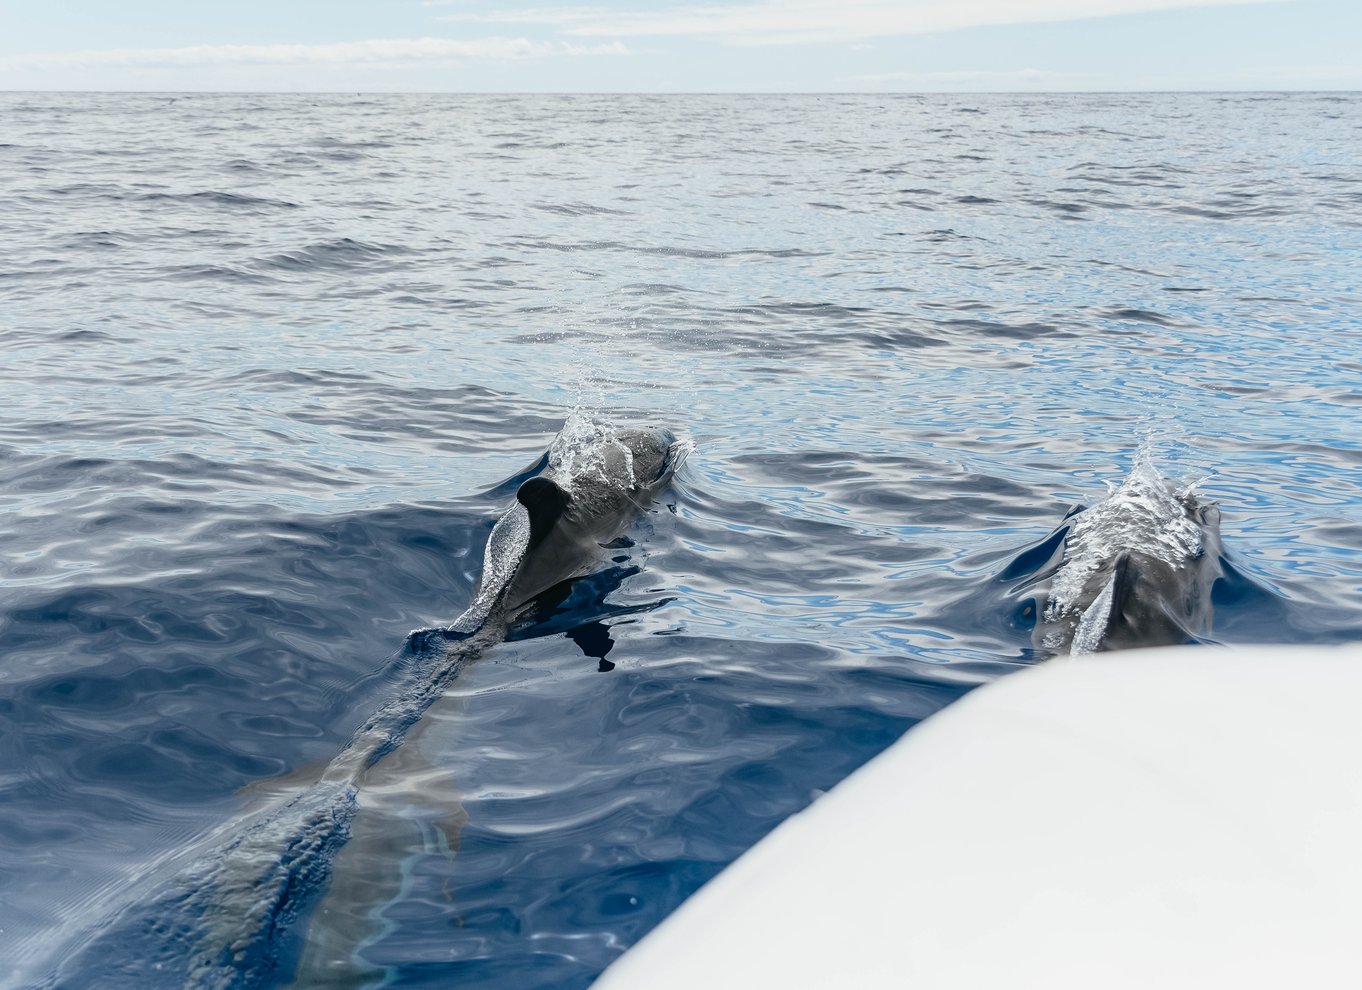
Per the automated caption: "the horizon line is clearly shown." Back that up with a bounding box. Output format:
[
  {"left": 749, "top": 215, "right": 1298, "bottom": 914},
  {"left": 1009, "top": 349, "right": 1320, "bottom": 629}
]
[{"left": 2, "top": 88, "right": 1359, "bottom": 96}]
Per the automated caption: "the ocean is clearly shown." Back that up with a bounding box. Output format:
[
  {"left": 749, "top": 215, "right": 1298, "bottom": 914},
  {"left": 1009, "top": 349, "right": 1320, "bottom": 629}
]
[{"left": 2, "top": 91, "right": 1360, "bottom": 988}]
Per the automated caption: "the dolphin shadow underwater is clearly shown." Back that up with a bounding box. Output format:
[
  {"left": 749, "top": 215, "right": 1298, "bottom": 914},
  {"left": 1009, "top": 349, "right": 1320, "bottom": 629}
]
[
  {"left": 39, "top": 424, "right": 686, "bottom": 990},
  {"left": 1001, "top": 458, "right": 1230, "bottom": 656}
]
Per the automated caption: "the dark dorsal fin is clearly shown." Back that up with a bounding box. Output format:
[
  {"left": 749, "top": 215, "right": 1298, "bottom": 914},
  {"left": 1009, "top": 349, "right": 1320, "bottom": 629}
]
[
  {"left": 1103, "top": 552, "right": 1137, "bottom": 640},
  {"left": 517, "top": 476, "right": 571, "bottom": 548}
]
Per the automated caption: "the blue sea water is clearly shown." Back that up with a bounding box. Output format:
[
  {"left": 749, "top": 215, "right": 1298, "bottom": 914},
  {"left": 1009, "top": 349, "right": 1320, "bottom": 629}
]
[{"left": 1, "top": 91, "right": 1361, "bottom": 988}]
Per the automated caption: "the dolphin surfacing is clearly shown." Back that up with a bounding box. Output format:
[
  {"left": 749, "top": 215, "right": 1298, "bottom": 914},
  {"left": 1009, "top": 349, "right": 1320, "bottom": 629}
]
[
  {"left": 1028, "top": 459, "right": 1223, "bottom": 656},
  {"left": 449, "top": 426, "right": 684, "bottom": 637},
  {"left": 36, "top": 422, "right": 684, "bottom": 990}
]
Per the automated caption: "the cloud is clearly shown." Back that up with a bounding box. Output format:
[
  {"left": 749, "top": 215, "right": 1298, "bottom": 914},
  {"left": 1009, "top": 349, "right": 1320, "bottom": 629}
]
[
  {"left": 849, "top": 63, "right": 1362, "bottom": 91},
  {"left": 434, "top": 0, "right": 1281, "bottom": 46},
  {"left": 849, "top": 67, "right": 1070, "bottom": 86},
  {"left": 0, "top": 36, "right": 629, "bottom": 71},
  {"left": 1250, "top": 64, "right": 1362, "bottom": 83}
]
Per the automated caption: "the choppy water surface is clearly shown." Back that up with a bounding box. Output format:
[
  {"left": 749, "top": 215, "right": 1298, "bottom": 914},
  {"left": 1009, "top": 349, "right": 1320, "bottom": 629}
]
[{"left": 2, "top": 92, "right": 1361, "bottom": 988}]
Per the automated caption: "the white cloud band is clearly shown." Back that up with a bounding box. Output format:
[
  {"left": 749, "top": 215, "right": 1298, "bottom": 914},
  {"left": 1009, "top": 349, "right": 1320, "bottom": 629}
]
[
  {"left": 0, "top": 37, "right": 629, "bottom": 71},
  {"left": 434, "top": 0, "right": 1281, "bottom": 46}
]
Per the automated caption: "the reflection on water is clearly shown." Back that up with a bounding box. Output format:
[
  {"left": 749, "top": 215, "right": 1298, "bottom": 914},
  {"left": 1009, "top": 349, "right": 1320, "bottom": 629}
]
[{"left": 2, "top": 92, "right": 1361, "bottom": 988}]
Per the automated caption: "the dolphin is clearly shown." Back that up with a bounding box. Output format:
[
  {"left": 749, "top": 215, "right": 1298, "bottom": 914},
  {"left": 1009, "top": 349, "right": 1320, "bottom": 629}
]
[
  {"left": 1024, "top": 459, "right": 1223, "bottom": 656},
  {"left": 448, "top": 425, "right": 684, "bottom": 637},
  {"left": 37, "top": 422, "right": 685, "bottom": 990}
]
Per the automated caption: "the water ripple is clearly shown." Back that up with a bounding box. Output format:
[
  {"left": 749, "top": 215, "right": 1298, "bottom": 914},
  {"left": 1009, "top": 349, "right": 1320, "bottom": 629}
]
[{"left": 2, "top": 91, "right": 1360, "bottom": 990}]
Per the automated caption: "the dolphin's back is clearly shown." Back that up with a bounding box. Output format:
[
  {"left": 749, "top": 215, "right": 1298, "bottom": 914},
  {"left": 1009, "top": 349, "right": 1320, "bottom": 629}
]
[
  {"left": 1037, "top": 465, "right": 1223, "bottom": 655},
  {"left": 1075, "top": 551, "right": 1202, "bottom": 652},
  {"left": 455, "top": 426, "right": 682, "bottom": 629}
]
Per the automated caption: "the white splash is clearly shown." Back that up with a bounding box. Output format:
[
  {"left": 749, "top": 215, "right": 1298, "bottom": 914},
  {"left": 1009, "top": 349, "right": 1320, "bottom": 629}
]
[
  {"left": 1070, "top": 572, "right": 1117, "bottom": 656},
  {"left": 447, "top": 503, "right": 529, "bottom": 634},
  {"left": 1045, "top": 455, "right": 1204, "bottom": 634},
  {"left": 548, "top": 407, "right": 638, "bottom": 494}
]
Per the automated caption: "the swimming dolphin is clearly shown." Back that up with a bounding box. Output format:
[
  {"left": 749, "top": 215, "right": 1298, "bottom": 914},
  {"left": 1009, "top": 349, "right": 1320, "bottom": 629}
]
[
  {"left": 448, "top": 426, "right": 684, "bottom": 637},
  {"left": 37, "top": 423, "right": 685, "bottom": 990},
  {"left": 1027, "top": 459, "right": 1223, "bottom": 655}
]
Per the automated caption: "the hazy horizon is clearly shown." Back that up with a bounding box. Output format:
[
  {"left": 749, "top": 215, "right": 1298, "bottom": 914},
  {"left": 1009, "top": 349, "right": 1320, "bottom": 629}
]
[{"left": 3, "top": 0, "right": 1358, "bottom": 94}]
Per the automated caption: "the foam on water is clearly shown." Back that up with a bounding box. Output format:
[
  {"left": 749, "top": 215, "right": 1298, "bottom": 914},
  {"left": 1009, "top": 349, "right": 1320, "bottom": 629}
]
[
  {"left": 1070, "top": 572, "right": 1118, "bottom": 656},
  {"left": 448, "top": 503, "right": 530, "bottom": 635}
]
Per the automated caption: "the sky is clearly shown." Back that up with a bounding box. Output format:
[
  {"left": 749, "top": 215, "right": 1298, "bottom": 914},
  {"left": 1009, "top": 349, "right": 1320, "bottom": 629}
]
[{"left": 0, "top": 0, "right": 1358, "bottom": 92}]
